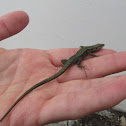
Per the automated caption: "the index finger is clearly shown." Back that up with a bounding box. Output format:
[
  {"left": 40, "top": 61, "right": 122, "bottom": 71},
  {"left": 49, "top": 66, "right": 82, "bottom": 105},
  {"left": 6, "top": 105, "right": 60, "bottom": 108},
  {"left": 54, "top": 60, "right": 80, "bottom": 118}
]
[{"left": 46, "top": 47, "right": 116, "bottom": 66}]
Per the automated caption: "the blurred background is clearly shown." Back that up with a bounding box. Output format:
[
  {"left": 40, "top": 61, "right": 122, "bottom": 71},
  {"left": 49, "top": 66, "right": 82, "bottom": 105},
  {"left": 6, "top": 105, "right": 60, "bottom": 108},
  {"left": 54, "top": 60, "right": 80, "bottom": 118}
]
[{"left": 0, "top": 0, "right": 126, "bottom": 112}]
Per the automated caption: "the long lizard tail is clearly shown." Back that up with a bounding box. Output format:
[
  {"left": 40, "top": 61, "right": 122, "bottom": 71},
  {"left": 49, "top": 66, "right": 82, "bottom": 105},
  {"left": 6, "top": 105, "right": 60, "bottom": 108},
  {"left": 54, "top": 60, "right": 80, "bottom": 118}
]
[{"left": 0, "top": 66, "right": 68, "bottom": 122}]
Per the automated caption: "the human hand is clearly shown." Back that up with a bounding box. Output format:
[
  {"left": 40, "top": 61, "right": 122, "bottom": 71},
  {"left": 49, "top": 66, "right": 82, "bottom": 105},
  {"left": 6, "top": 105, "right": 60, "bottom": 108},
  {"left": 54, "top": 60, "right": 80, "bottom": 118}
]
[{"left": 0, "top": 11, "right": 126, "bottom": 126}]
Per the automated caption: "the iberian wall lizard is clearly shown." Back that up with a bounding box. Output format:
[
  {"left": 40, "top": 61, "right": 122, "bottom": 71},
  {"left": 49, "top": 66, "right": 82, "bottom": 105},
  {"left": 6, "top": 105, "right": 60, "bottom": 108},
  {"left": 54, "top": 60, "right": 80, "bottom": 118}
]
[{"left": 0, "top": 43, "right": 104, "bottom": 122}]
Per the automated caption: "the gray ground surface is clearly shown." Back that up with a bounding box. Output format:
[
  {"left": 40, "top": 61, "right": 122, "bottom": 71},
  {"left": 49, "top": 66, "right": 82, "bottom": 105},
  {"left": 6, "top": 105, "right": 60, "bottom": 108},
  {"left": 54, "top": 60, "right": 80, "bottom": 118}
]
[{"left": 45, "top": 109, "right": 126, "bottom": 126}]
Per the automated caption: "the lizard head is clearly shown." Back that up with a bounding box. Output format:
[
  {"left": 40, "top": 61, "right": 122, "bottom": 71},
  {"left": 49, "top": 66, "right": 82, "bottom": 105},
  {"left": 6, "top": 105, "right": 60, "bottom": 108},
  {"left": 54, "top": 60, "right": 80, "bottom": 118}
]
[{"left": 89, "top": 43, "right": 105, "bottom": 52}]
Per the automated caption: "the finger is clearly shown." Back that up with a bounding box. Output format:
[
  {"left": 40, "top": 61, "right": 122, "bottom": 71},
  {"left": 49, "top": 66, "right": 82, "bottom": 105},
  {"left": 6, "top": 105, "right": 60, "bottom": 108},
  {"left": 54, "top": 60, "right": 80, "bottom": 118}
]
[
  {"left": 56, "top": 51, "right": 126, "bottom": 82},
  {"left": 85, "top": 51, "right": 126, "bottom": 78},
  {"left": 47, "top": 48, "right": 116, "bottom": 66},
  {"left": 39, "top": 75, "right": 126, "bottom": 125},
  {"left": 59, "top": 75, "right": 126, "bottom": 94},
  {"left": 46, "top": 48, "right": 116, "bottom": 82},
  {"left": 0, "top": 11, "right": 29, "bottom": 41}
]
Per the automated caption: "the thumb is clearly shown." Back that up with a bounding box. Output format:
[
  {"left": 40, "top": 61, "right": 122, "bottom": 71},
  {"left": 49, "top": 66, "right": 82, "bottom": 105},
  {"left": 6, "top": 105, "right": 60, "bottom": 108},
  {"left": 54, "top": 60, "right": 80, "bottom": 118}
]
[{"left": 0, "top": 11, "right": 29, "bottom": 41}]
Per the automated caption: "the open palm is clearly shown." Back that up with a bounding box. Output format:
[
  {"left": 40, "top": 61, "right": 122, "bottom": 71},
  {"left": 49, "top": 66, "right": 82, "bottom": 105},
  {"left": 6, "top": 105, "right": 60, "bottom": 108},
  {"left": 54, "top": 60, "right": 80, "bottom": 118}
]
[{"left": 0, "top": 11, "right": 126, "bottom": 126}]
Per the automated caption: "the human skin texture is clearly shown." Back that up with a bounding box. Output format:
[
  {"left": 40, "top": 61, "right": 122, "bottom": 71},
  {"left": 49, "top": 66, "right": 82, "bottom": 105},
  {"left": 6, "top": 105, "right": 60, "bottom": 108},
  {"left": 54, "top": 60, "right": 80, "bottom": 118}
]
[{"left": 0, "top": 11, "right": 126, "bottom": 126}]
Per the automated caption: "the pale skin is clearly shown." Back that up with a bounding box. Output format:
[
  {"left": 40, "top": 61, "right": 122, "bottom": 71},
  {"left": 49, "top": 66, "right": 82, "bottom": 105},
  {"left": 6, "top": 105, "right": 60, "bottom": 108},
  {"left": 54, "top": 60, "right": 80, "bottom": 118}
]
[{"left": 0, "top": 11, "right": 126, "bottom": 126}]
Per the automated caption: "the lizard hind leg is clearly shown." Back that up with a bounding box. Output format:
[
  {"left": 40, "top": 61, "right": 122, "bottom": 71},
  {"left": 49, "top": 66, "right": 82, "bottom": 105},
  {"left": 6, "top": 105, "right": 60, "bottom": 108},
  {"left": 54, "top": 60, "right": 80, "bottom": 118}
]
[
  {"left": 61, "top": 59, "right": 68, "bottom": 64},
  {"left": 77, "top": 64, "right": 89, "bottom": 78},
  {"left": 56, "top": 59, "right": 68, "bottom": 70},
  {"left": 76, "top": 57, "right": 89, "bottom": 78}
]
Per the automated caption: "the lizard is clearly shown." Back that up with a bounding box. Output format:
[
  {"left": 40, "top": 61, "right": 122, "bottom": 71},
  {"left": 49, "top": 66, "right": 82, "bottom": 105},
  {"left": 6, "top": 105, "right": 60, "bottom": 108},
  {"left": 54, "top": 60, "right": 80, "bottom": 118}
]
[{"left": 0, "top": 43, "right": 104, "bottom": 122}]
